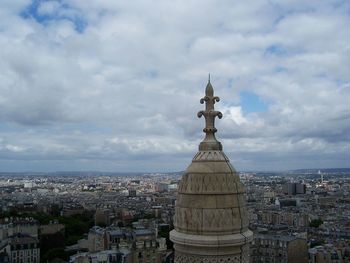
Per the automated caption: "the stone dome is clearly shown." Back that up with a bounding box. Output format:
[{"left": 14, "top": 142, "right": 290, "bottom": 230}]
[
  {"left": 170, "top": 80, "right": 253, "bottom": 263},
  {"left": 174, "top": 150, "right": 249, "bottom": 236}
]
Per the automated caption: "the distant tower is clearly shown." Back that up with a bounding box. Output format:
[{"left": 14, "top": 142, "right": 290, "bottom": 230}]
[
  {"left": 318, "top": 170, "right": 323, "bottom": 183},
  {"left": 170, "top": 80, "right": 253, "bottom": 262}
]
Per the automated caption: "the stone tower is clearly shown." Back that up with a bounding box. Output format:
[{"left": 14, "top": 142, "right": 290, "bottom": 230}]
[{"left": 170, "top": 80, "right": 253, "bottom": 262}]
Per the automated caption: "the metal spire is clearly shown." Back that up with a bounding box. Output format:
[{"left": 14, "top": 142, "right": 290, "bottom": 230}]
[{"left": 197, "top": 79, "right": 223, "bottom": 151}]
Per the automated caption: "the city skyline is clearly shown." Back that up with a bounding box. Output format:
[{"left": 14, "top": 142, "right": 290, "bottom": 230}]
[{"left": 1, "top": 1, "right": 350, "bottom": 172}]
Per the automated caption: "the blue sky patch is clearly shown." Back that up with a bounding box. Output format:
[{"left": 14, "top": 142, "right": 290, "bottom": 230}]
[
  {"left": 240, "top": 91, "right": 268, "bottom": 114},
  {"left": 147, "top": 70, "right": 158, "bottom": 78},
  {"left": 20, "top": 0, "right": 87, "bottom": 33},
  {"left": 265, "top": 44, "right": 286, "bottom": 56},
  {"left": 274, "top": 66, "right": 287, "bottom": 73}
]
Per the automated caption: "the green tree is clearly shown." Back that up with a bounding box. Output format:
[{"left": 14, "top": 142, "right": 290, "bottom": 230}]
[
  {"left": 159, "top": 228, "right": 173, "bottom": 249},
  {"left": 40, "top": 248, "right": 68, "bottom": 263},
  {"left": 310, "top": 219, "right": 323, "bottom": 228}
]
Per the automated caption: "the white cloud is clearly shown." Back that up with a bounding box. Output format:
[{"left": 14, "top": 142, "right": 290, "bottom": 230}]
[
  {"left": 37, "top": 1, "right": 61, "bottom": 16},
  {"left": 223, "top": 106, "right": 247, "bottom": 125},
  {"left": 5, "top": 144, "right": 26, "bottom": 153},
  {"left": 0, "top": 0, "right": 349, "bottom": 171}
]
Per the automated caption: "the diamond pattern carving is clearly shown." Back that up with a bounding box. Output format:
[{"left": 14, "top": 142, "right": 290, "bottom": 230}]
[
  {"left": 175, "top": 207, "right": 245, "bottom": 234},
  {"left": 178, "top": 173, "right": 242, "bottom": 194}
]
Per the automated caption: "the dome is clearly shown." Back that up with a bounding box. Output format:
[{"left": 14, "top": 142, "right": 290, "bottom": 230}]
[{"left": 170, "top": 80, "right": 253, "bottom": 262}]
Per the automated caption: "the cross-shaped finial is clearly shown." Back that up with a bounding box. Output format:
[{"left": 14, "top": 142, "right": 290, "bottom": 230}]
[{"left": 197, "top": 79, "right": 223, "bottom": 151}]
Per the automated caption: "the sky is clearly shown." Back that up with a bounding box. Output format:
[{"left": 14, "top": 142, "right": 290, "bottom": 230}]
[{"left": 0, "top": 0, "right": 350, "bottom": 172}]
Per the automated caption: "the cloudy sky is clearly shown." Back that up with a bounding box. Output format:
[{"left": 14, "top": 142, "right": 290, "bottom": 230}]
[{"left": 0, "top": 0, "right": 349, "bottom": 172}]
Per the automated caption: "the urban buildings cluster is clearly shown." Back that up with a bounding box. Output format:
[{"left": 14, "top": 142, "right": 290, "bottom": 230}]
[
  {"left": 0, "top": 169, "right": 349, "bottom": 262},
  {"left": 0, "top": 172, "right": 178, "bottom": 262},
  {"left": 243, "top": 170, "right": 350, "bottom": 262}
]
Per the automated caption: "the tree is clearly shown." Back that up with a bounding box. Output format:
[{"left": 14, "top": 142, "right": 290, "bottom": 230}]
[
  {"left": 40, "top": 248, "right": 68, "bottom": 263},
  {"left": 309, "top": 219, "right": 323, "bottom": 228}
]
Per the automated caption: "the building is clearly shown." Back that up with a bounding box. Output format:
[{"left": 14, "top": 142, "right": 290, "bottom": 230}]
[
  {"left": 61, "top": 204, "right": 85, "bottom": 217},
  {"left": 309, "top": 244, "right": 344, "bottom": 263},
  {"left": 69, "top": 250, "right": 130, "bottom": 263},
  {"left": 0, "top": 234, "right": 40, "bottom": 263},
  {"left": 132, "top": 229, "right": 163, "bottom": 262},
  {"left": 0, "top": 218, "right": 39, "bottom": 239},
  {"left": 258, "top": 210, "right": 309, "bottom": 227},
  {"left": 0, "top": 218, "right": 41, "bottom": 263},
  {"left": 95, "top": 209, "right": 112, "bottom": 226},
  {"left": 283, "top": 183, "right": 306, "bottom": 195},
  {"left": 250, "top": 234, "right": 308, "bottom": 263},
  {"left": 88, "top": 227, "right": 108, "bottom": 253},
  {"left": 170, "top": 80, "right": 253, "bottom": 262},
  {"left": 155, "top": 183, "right": 168, "bottom": 193},
  {"left": 78, "top": 226, "right": 167, "bottom": 263},
  {"left": 128, "top": 189, "right": 137, "bottom": 197}
]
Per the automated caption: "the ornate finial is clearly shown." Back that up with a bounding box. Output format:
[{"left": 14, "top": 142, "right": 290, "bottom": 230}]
[
  {"left": 208, "top": 73, "right": 211, "bottom": 83},
  {"left": 197, "top": 79, "right": 223, "bottom": 151}
]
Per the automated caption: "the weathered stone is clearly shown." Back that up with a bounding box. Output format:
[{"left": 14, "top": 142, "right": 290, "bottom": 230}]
[{"left": 170, "top": 80, "right": 253, "bottom": 262}]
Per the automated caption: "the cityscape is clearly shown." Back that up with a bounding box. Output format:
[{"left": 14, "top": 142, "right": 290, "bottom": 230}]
[
  {"left": 0, "top": 168, "right": 349, "bottom": 262},
  {"left": 1, "top": 0, "right": 350, "bottom": 262}
]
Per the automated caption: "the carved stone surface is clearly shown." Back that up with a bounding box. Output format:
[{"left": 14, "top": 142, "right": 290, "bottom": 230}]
[
  {"left": 175, "top": 253, "right": 241, "bottom": 263},
  {"left": 174, "top": 207, "right": 248, "bottom": 235},
  {"left": 170, "top": 81, "right": 252, "bottom": 262},
  {"left": 174, "top": 246, "right": 250, "bottom": 263},
  {"left": 192, "top": 151, "right": 229, "bottom": 162},
  {"left": 177, "top": 172, "right": 244, "bottom": 194}
]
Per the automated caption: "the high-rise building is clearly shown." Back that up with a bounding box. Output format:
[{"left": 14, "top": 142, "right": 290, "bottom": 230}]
[
  {"left": 282, "top": 183, "right": 306, "bottom": 195},
  {"left": 170, "top": 80, "right": 253, "bottom": 262}
]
